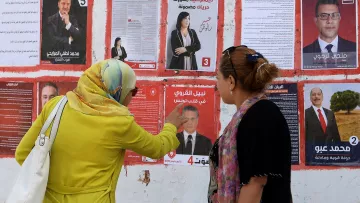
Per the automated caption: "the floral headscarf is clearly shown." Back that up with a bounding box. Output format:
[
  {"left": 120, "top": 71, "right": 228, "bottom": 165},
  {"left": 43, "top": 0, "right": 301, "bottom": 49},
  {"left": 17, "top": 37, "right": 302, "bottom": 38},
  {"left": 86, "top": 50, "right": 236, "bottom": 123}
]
[{"left": 66, "top": 59, "right": 136, "bottom": 116}]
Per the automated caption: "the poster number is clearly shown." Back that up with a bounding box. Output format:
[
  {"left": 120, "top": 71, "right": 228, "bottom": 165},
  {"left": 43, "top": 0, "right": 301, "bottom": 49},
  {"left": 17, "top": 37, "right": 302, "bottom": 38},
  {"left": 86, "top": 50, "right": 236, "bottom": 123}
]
[
  {"left": 202, "top": 57, "right": 211, "bottom": 67},
  {"left": 78, "top": 0, "right": 87, "bottom": 7},
  {"left": 187, "top": 156, "right": 193, "bottom": 165},
  {"left": 349, "top": 136, "right": 359, "bottom": 146}
]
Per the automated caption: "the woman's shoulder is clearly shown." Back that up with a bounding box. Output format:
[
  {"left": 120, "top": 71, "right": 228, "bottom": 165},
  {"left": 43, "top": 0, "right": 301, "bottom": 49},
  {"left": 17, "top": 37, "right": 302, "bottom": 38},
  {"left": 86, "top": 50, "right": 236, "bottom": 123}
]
[
  {"left": 171, "top": 29, "right": 179, "bottom": 35},
  {"left": 243, "top": 99, "right": 283, "bottom": 123}
]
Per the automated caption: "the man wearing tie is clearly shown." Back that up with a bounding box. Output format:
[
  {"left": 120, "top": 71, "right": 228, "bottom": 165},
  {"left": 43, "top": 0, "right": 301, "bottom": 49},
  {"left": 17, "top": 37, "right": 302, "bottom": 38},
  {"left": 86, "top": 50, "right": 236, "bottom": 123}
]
[
  {"left": 303, "top": 0, "right": 356, "bottom": 54},
  {"left": 305, "top": 87, "right": 341, "bottom": 163},
  {"left": 46, "top": 0, "right": 81, "bottom": 64},
  {"left": 175, "top": 105, "right": 212, "bottom": 156}
]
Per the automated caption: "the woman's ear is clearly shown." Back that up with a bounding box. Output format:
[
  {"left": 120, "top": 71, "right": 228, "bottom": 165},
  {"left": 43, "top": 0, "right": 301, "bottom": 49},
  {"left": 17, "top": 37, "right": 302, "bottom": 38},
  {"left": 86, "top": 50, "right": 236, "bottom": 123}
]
[{"left": 228, "top": 75, "right": 236, "bottom": 91}]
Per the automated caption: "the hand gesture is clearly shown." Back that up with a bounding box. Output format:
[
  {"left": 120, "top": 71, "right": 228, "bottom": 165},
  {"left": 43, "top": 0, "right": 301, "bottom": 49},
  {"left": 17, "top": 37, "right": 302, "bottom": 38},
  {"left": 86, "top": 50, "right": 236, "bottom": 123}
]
[
  {"left": 165, "top": 103, "right": 188, "bottom": 129},
  {"left": 175, "top": 47, "right": 187, "bottom": 55},
  {"left": 62, "top": 12, "right": 70, "bottom": 25}
]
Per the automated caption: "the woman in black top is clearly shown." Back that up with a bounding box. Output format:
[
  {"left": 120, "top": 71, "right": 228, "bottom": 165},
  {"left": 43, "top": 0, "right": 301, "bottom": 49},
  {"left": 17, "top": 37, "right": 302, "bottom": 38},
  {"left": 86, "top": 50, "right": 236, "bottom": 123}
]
[
  {"left": 111, "top": 37, "right": 127, "bottom": 62},
  {"left": 208, "top": 45, "right": 293, "bottom": 203},
  {"left": 167, "top": 12, "right": 201, "bottom": 70}
]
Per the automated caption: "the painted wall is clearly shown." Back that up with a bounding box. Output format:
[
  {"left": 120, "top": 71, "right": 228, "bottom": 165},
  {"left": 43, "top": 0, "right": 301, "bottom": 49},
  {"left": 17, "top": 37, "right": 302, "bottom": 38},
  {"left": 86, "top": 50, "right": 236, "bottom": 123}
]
[{"left": 0, "top": 0, "right": 359, "bottom": 202}]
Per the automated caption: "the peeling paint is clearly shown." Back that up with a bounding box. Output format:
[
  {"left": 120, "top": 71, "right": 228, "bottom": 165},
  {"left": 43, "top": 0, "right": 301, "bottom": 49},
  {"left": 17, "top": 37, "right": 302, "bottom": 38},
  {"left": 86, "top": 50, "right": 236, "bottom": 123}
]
[{"left": 138, "top": 170, "right": 151, "bottom": 186}]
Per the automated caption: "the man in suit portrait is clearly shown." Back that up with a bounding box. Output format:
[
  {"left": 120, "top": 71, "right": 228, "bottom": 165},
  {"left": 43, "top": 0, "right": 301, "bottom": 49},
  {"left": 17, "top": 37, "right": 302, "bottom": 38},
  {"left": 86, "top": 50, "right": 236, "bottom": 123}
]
[
  {"left": 305, "top": 87, "right": 341, "bottom": 162},
  {"left": 175, "top": 105, "right": 212, "bottom": 156},
  {"left": 303, "top": 0, "right": 356, "bottom": 54},
  {"left": 46, "top": 0, "right": 82, "bottom": 64}
]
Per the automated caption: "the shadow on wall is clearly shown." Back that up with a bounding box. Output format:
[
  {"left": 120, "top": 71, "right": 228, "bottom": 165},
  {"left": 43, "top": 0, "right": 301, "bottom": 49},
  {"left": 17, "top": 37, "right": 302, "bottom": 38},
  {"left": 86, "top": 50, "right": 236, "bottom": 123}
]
[{"left": 166, "top": 21, "right": 176, "bottom": 69}]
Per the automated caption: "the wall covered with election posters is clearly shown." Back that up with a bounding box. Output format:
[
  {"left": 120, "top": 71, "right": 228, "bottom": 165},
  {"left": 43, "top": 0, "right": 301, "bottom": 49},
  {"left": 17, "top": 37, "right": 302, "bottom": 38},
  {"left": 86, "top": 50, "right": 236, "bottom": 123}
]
[
  {"left": 105, "top": 0, "right": 224, "bottom": 76},
  {"left": 1, "top": 0, "right": 360, "bottom": 173}
]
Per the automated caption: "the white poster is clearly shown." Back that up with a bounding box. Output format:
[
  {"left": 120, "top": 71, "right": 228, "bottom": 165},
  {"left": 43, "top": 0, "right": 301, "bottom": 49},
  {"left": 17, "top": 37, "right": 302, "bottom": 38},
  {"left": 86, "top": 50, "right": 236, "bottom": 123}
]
[
  {"left": 111, "top": 0, "right": 159, "bottom": 69},
  {"left": 241, "top": 0, "right": 295, "bottom": 69},
  {"left": 166, "top": 0, "right": 218, "bottom": 72},
  {"left": 0, "top": 0, "right": 40, "bottom": 66}
]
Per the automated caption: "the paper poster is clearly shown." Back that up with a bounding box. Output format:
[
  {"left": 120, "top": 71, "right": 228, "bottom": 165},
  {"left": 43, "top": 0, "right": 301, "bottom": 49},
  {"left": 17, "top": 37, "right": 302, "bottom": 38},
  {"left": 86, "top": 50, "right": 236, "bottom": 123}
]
[
  {"left": 166, "top": 0, "right": 218, "bottom": 72},
  {"left": 304, "top": 83, "right": 360, "bottom": 166},
  {"left": 241, "top": 0, "right": 295, "bottom": 69},
  {"left": 266, "top": 83, "right": 299, "bottom": 165},
  {"left": 37, "top": 81, "right": 77, "bottom": 114},
  {"left": 41, "top": 0, "right": 88, "bottom": 64},
  {"left": 111, "top": 0, "right": 159, "bottom": 69},
  {"left": 163, "top": 86, "right": 217, "bottom": 166},
  {"left": 0, "top": 82, "right": 33, "bottom": 156},
  {"left": 0, "top": 0, "right": 41, "bottom": 66},
  {"left": 124, "top": 84, "right": 163, "bottom": 165},
  {"left": 302, "top": 0, "right": 357, "bottom": 69}
]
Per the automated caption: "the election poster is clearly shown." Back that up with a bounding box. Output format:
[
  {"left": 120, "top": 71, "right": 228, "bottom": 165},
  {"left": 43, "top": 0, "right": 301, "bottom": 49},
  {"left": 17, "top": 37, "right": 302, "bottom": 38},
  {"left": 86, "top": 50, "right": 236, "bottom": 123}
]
[
  {"left": 124, "top": 83, "right": 164, "bottom": 165},
  {"left": 0, "top": 0, "right": 41, "bottom": 66},
  {"left": 163, "top": 85, "right": 217, "bottom": 166},
  {"left": 37, "top": 81, "right": 77, "bottom": 114},
  {"left": 111, "top": 0, "right": 159, "bottom": 69},
  {"left": 41, "top": 0, "right": 88, "bottom": 65},
  {"left": 0, "top": 82, "right": 33, "bottom": 156},
  {"left": 265, "top": 83, "right": 299, "bottom": 165},
  {"left": 166, "top": 0, "right": 218, "bottom": 72},
  {"left": 241, "top": 0, "right": 295, "bottom": 69},
  {"left": 304, "top": 83, "right": 360, "bottom": 166},
  {"left": 302, "top": 0, "right": 357, "bottom": 69}
]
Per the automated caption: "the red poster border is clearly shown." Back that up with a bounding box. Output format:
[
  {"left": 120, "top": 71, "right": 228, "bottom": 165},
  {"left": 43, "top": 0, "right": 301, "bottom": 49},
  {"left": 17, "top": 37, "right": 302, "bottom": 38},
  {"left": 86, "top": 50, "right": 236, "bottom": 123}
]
[
  {"left": 105, "top": 0, "right": 224, "bottom": 77},
  {"left": 0, "top": 0, "right": 94, "bottom": 73},
  {"left": 234, "top": 0, "right": 360, "bottom": 77}
]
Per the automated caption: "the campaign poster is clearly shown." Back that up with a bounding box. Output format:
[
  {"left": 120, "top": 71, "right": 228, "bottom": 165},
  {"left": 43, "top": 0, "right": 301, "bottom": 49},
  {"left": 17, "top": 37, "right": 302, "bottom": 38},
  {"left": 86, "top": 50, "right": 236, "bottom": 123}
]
[
  {"left": 37, "top": 81, "right": 77, "bottom": 114},
  {"left": 111, "top": 0, "right": 159, "bottom": 69},
  {"left": 302, "top": 0, "right": 357, "bottom": 69},
  {"left": 304, "top": 83, "right": 360, "bottom": 166},
  {"left": 0, "top": 0, "right": 40, "bottom": 66},
  {"left": 163, "top": 85, "right": 217, "bottom": 167},
  {"left": 241, "top": 0, "right": 295, "bottom": 69},
  {"left": 265, "top": 83, "right": 299, "bottom": 165},
  {"left": 124, "top": 83, "right": 164, "bottom": 165},
  {"left": 0, "top": 82, "right": 33, "bottom": 156},
  {"left": 41, "top": 0, "right": 88, "bottom": 64},
  {"left": 166, "top": 0, "right": 218, "bottom": 72}
]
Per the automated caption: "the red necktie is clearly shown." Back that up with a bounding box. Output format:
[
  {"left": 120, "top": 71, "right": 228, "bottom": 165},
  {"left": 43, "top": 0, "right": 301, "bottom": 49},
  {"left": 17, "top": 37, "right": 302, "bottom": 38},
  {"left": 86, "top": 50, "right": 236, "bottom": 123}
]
[{"left": 317, "top": 109, "right": 327, "bottom": 133}]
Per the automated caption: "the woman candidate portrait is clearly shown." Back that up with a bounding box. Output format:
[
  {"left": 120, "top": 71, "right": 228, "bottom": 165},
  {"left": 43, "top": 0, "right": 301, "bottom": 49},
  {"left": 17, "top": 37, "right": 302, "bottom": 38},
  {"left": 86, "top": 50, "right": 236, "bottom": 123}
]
[
  {"left": 111, "top": 37, "right": 127, "bottom": 62},
  {"left": 167, "top": 12, "right": 201, "bottom": 70}
]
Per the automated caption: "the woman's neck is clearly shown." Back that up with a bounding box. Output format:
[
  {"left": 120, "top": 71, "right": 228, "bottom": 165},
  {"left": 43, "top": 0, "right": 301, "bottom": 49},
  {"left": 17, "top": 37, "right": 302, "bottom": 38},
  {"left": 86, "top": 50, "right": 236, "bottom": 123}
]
[
  {"left": 181, "top": 27, "right": 188, "bottom": 32},
  {"left": 234, "top": 90, "right": 259, "bottom": 110},
  {"left": 116, "top": 45, "right": 121, "bottom": 48}
]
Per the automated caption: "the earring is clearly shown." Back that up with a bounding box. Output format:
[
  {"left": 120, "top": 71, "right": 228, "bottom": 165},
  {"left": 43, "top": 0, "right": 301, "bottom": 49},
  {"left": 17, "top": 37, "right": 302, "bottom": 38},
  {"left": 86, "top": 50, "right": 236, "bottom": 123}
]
[{"left": 230, "top": 89, "right": 233, "bottom": 95}]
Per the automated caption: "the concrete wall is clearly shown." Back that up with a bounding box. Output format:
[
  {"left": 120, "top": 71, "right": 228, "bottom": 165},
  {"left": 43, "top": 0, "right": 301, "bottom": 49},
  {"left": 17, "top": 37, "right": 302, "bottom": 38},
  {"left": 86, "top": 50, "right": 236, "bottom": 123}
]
[{"left": 0, "top": 0, "right": 359, "bottom": 202}]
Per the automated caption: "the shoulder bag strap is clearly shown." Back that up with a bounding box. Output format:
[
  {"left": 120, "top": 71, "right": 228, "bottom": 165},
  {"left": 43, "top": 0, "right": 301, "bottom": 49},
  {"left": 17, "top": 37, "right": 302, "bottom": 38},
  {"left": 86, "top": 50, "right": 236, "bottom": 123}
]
[
  {"left": 39, "top": 96, "right": 67, "bottom": 135},
  {"left": 49, "top": 96, "right": 68, "bottom": 150}
]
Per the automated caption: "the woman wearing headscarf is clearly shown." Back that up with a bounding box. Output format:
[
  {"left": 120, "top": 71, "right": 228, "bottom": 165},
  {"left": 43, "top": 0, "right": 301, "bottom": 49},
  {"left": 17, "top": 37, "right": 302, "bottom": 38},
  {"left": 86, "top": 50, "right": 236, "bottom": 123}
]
[
  {"left": 168, "top": 11, "right": 201, "bottom": 70},
  {"left": 15, "top": 59, "right": 187, "bottom": 203},
  {"left": 208, "top": 46, "right": 293, "bottom": 202},
  {"left": 111, "top": 37, "right": 127, "bottom": 62}
]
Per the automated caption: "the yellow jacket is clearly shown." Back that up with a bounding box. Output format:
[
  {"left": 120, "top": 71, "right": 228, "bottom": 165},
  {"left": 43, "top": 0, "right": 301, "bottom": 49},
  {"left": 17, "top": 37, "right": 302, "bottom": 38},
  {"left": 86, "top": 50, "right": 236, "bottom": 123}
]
[{"left": 15, "top": 96, "right": 179, "bottom": 203}]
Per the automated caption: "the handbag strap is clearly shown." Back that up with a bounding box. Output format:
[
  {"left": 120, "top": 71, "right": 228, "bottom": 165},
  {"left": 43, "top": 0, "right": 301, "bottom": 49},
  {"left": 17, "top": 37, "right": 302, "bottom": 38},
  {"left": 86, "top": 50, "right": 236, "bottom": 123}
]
[
  {"left": 49, "top": 96, "right": 68, "bottom": 150},
  {"left": 39, "top": 96, "right": 67, "bottom": 135}
]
